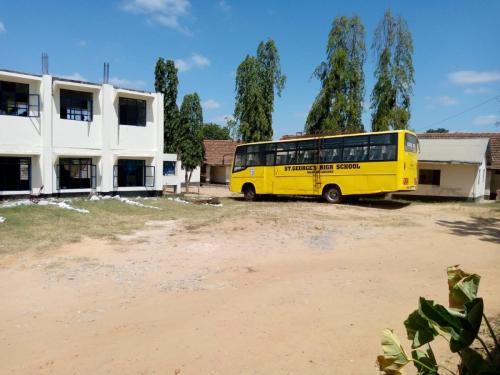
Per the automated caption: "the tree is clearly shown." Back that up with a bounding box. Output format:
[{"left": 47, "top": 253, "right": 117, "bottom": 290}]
[
  {"left": 202, "top": 122, "right": 230, "bottom": 140},
  {"left": 306, "top": 16, "right": 366, "bottom": 134},
  {"left": 234, "top": 39, "right": 286, "bottom": 142},
  {"left": 426, "top": 128, "right": 449, "bottom": 133},
  {"left": 371, "top": 9, "right": 414, "bottom": 131},
  {"left": 178, "top": 93, "right": 205, "bottom": 192},
  {"left": 155, "top": 58, "right": 180, "bottom": 153}
]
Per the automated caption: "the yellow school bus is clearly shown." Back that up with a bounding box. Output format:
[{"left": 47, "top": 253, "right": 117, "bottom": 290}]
[{"left": 230, "top": 130, "right": 418, "bottom": 203}]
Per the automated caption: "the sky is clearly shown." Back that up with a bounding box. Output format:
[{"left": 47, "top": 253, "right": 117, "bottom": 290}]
[{"left": 0, "top": 0, "right": 499, "bottom": 138}]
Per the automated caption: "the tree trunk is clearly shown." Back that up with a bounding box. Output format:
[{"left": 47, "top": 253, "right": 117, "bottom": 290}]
[{"left": 185, "top": 170, "right": 190, "bottom": 193}]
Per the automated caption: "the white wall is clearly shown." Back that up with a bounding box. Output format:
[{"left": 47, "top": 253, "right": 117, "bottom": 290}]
[
  {"left": 162, "top": 153, "right": 201, "bottom": 193},
  {"left": 401, "top": 160, "right": 487, "bottom": 199},
  {"left": 0, "top": 70, "right": 164, "bottom": 196}
]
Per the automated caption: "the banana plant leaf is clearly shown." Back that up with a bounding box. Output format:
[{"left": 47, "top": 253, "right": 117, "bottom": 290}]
[
  {"left": 447, "top": 265, "right": 481, "bottom": 310},
  {"left": 411, "top": 346, "right": 438, "bottom": 375},
  {"left": 404, "top": 309, "right": 439, "bottom": 348},
  {"left": 377, "top": 329, "right": 411, "bottom": 374}
]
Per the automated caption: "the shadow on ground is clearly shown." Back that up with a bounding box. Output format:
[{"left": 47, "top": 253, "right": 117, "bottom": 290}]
[
  {"left": 436, "top": 216, "right": 500, "bottom": 244},
  {"left": 229, "top": 196, "right": 411, "bottom": 210}
]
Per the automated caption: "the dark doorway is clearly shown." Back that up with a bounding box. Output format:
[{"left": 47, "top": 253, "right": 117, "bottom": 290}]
[{"left": 0, "top": 157, "right": 31, "bottom": 191}]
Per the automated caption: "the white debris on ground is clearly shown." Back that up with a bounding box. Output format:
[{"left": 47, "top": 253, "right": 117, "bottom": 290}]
[
  {"left": 0, "top": 216, "right": 6, "bottom": 224},
  {"left": 203, "top": 203, "right": 223, "bottom": 207},
  {"left": 0, "top": 198, "right": 89, "bottom": 214},
  {"left": 88, "top": 194, "right": 160, "bottom": 210},
  {"left": 0, "top": 199, "right": 33, "bottom": 208},
  {"left": 167, "top": 197, "right": 191, "bottom": 204}
]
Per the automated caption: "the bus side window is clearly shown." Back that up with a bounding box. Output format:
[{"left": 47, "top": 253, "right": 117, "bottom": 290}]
[
  {"left": 342, "top": 136, "right": 369, "bottom": 162},
  {"left": 233, "top": 147, "right": 247, "bottom": 171},
  {"left": 263, "top": 143, "right": 276, "bottom": 166},
  {"left": 369, "top": 134, "right": 397, "bottom": 161}
]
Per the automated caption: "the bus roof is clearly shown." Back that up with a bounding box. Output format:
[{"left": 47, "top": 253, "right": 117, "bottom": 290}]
[{"left": 236, "top": 129, "right": 416, "bottom": 148}]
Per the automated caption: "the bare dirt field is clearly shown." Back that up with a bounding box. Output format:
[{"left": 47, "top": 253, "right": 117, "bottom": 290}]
[{"left": 0, "top": 187, "right": 499, "bottom": 374}]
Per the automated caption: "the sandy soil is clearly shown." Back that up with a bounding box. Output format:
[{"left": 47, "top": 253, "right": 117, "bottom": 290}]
[{"left": 0, "top": 187, "right": 499, "bottom": 374}]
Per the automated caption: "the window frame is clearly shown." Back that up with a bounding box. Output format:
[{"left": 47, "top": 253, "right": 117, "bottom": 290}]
[
  {"left": 57, "top": 158, "right": 96, "bottom": 190},
  {"left": 0, "top": 80, "right": 39, "bottom": 117},
  {"left": 119, "top": 97, "right": 147, "bottom": 126},
  {"left": 163, "top": 161, "right": 176, "bottom": 176},
  {"left": 60, "top": 89, "right": 93, "bottom": 122}
]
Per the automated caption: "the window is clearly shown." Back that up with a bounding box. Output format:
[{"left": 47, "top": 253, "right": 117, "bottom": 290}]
[
  {"left": 58, "top": 158, "right": 95, "bottom": 189},
  {"left": 60, "top": 89, "right": 93, "bottom": 121},
  {"left": 405, "top": 133, "right": 418, "bottom": 153},
  {"left": 296, "top": 140, "right": 318, "bottom": 164},
  {"left": 342, "top": 136, "right": 369, "bottom": 162},
  {"left": 369, "top": 133, "right": 397, "bottom": 161},
  {"left": 119, "top": 97, "right": 146, "bottom": 126},
  {"left": 0, "top": 157, "right": 31, "bottom": 191},
  {"left": 276, "top": 142, "right": 297, "bottom": 165},
  {"left": 246, "top": 144, "right": 263, "bottom": 166},
  {"left": 163, "top": 161, "right": 176, "bottom": 176},
  {"left": 419, "top": 169, "right": 440, "bottom": 186},
  {"left": 116, "top": 159, "right": 145, "bottom": 187},
  {"left": 0, "top": 80, "right": 29, "bottom": 117},
  {"left": 321, "top": 138, "right": 343, "bottom": 163}
]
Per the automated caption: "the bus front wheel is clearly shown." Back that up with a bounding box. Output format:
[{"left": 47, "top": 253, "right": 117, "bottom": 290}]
[
  {"left": 323, "top": 185, "right": 342, "bottom": 204},
  {"left": 243, "top": 184, "right": 257, "bottom": 201}
]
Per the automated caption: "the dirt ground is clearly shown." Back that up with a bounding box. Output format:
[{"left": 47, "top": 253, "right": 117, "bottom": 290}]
[{"left": 0, "top": 187, "right": 499, "bottom": 375}]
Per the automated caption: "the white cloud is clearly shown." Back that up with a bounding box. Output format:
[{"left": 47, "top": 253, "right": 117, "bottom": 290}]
[
  {"left": 109, "top": 76, "right": 147, "bottom": 89},
  {"left": 175, "top": 53, "right": 210, "bottom": 72},
  {"left": 0, "top": 21, "right": 6, "bottom": 33},
  {"left": 464, "top": 87, "right": 495, "bottom": 95},
  {"left": 202, "top": 99, "right": 220, "bottom": 109},
  {"left": 211, "top": 114, "right": 234, "bottom": 124},
  {"left": 473, "top": 114, "right": 500, "bottom": 126},
  {"left": 218, "top": 0, "right": 230, "bottom": 12},
  {"left": 122, "top": 0, "right": 191, "bottom": 34},
  {"left": 425, "top": 95, "right": 459, "bottom": 109},
  {"left": 449, "top": 70, "right": 500, "bottom": 85},
  {"left": 58, "top": 72, "right": 87, "bottom": 81}
]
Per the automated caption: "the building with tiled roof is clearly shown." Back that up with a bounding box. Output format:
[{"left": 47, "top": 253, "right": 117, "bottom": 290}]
[{"left": 202, "top": 140, "right": 240, "bottom": 184}]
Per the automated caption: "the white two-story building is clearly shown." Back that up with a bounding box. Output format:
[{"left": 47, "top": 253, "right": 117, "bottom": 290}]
[{"left": 0, "top": 68, "right": 165, "bottom": 197}]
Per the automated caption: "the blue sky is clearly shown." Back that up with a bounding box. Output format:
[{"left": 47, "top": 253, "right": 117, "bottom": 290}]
[{"left": 1, "top": 0, "right": 499, "bottom": 138}]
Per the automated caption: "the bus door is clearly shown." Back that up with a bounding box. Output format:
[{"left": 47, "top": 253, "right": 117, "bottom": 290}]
[{"left": 273, "top": 141, "right": 301, "bottom": 194}]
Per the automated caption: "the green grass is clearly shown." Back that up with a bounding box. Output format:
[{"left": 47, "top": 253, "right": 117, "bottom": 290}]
[{"left": 0, "top": 197, "right": 246, "bottom": 255}]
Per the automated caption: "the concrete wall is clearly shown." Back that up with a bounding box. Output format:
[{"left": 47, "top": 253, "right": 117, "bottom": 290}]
[
  {"left": 162, "top": 153, "right": 200, "bottom": 193},
  {"left": 0, "top": 70, "right": 164, "bottom": 196},
  {"left": 400, "top": 160, "right": 487, "bottom": 200}
]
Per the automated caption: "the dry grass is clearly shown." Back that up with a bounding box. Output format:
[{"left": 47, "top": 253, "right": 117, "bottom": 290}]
[{"left": 0, "top": 197, "right": 246, "bottom": 255}]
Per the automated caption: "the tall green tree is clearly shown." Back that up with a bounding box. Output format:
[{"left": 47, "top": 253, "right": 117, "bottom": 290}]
[
  {"left": 306, "top": 16, "right": 366, "bottom": 134},
  {"left": 202, "top": 122, "right": 230, "bottom": 140},
  {"left": 234, "top": 39, "right": 286, "bottom": 142},
  {"left": 155, "top": 58, "right": 180, "bottom": 153},
  {"left": 371, "top": 9, "right": 414, "bottom": 131},
  {"left": 178, "top": 93, "right": 205, "bottom": 192}
]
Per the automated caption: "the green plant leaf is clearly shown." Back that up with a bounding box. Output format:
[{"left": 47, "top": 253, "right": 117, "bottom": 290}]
[
  {"left": 411, "top": 346, "right": 438, "bottom": 375},
  {"left": 377, "top": 329, "right": 411, "bottom": 374},
  {"left": 404, "top": 310, "right": 438, "bottom": 348},
  {"left": 460, "top": 347, "right": 498, "bottom": 375},
  {"left": 447, "top": 265, "right": 481, "bottom": 310}
]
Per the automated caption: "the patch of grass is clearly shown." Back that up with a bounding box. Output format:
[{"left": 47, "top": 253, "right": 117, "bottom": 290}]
[{"left": 0, "top": 197, "right": 246, "bottom": 255}]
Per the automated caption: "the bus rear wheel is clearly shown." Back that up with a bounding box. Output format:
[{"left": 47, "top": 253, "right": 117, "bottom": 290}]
[
  {"left": 243, "top": 184, "right": 257, "bottom": 201},
  {"left": 323, "top": 185, "right": 342, "bottom": 204}
]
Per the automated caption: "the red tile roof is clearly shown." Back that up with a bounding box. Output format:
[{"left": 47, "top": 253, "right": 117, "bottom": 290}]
[
  {"left": 418, "top": 132, "right": 500, "bottom": 169},
  {"left": 203, "top": 140, "right": 240, "bottom": 166}
]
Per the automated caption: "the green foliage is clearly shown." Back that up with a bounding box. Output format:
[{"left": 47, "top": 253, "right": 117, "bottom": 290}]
[
  {"left": 426, "top": 128, "right": 449, "bottom": 133},
  {"left": 155, "top": 58, "right": 180, "bottom": 153},
  {"left": 202, "top": 122, "right": 230, "bottom": 140},
  {"left": 377, "top": 329, "right": 412, "bottom": 374},
  {"left": 371, "top": 9, "right": 414, "bottom": 131},
  {"left": 378, "top": 265, "right": 499, "bottom": 375},
  {"left": 178, "top": 93, "right": 205, "bottom": 190},
  {"left": 234, "top": 39, "right": 286, "bottom": 142},
  {"left": 306, "top": 15, "right": 366, "bottom": 134}
]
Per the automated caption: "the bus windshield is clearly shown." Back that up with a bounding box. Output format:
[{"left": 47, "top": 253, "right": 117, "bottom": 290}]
[{"left": 405, "top": 134, "right": 418, "bottom": 153}]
